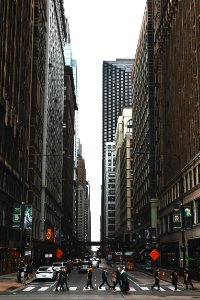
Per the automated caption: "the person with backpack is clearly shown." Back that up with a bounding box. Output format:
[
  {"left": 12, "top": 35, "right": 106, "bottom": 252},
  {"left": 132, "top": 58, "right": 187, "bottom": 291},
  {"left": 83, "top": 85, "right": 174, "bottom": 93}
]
[
  {"left": 99, "top": 268, "right": 112, "bottom": 289},
  {"left": 85, "top": 265, "right": 93, "bottom": 289}
]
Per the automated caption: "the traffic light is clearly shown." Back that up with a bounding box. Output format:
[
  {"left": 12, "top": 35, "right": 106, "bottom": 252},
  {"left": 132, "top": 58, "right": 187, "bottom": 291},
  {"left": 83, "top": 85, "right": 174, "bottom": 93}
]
[{"left": 183, "top": 205, "right": 192, "bottom": 229}]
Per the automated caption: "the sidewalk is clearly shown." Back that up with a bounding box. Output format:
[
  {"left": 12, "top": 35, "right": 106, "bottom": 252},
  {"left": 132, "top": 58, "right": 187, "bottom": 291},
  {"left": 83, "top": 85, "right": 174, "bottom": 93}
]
[{"left": 0, "top": 272, "right": 34, "bottom": 293}]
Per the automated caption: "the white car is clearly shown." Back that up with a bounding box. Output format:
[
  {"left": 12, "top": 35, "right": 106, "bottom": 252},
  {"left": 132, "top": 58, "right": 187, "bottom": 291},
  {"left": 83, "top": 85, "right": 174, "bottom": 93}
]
[
  {"left": 52, "top": 262, "right": 67, "bottom": 273},
  {"left": 36, "top": 266, "right": 56, "bottom": 281}
]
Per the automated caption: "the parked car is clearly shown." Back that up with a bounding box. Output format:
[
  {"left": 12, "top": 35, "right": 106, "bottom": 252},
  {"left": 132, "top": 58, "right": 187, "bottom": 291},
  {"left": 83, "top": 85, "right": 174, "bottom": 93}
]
[
  {"left": 78, "top": 261, "right": 90, "bottom": 273},
  {"left": 36, "top": 266, "right": 56, "bottom": 281}
]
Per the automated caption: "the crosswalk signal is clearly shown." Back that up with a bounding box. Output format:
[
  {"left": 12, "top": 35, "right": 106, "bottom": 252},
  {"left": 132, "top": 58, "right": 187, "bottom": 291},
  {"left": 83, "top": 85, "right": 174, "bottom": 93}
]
[{"left": 183, "top": 205, "right": 192, "bottom": 229}]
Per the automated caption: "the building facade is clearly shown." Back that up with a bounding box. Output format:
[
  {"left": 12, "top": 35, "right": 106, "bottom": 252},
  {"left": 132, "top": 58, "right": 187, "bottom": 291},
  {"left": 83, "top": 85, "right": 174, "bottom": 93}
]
[
  {"left": 101, "top": 59, "right": 133, "bottom": 242},
  {"left": 0, "top": 0, "right": 35, "bottom": 272},
  {"left": 154, "top": 0, "right": 200, "bottom": 275},
  {"left": 132, "top": 0, "right": 158, "bottom": 262},
  {"left": 104, "top": 142, "right": 116, "bottom": 241},
  {"left": 115, "top": 107, "right": 133, "bottom": 245},
  {"left": 39, "top": 0, "right": 66, "bottom": 261},
  {"left": 76, "top": 143, "right": 91, "bottom": 243}
]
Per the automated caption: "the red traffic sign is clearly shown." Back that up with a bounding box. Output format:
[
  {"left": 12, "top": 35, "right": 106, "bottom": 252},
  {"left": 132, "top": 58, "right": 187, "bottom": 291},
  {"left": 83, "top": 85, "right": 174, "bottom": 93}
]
[
  {"left": 149, "top": 249, "right": 160, "bottom": 261},
  {"left": 55, "top": 248, "right": 63, "bottom": 259}
]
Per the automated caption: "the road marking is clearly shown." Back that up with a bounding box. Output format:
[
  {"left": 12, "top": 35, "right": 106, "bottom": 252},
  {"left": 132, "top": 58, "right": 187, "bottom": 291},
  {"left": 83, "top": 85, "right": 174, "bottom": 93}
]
[
  {"left": 167, "top": 286, "right": 181, "bottom": 291},
  {"left": 159, "top": 287, "right": 166, "bottom": 291},
  {"left": 38, "top": 287, "right": 49, "bottom": 291},
  {"left": 140, "top": 286, "right": 149, "bottom": 290},
  {"left": 98, "top": 286, "right": 106, "bottom": 291},
  {"left": 130, "top": 287, "right": 136, "bottom": 291},
  {"left": 69, "top": 287, "right": 77, "bottom": 291},
  {"left": 23, "top": 287, "right": 35, "bottom": 291}
]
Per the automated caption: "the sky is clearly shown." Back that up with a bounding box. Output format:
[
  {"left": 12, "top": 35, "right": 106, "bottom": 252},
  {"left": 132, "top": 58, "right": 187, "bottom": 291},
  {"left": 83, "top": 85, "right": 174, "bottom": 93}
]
[{"left": 64, "top": 0, "right": 147, "bottom": 242}]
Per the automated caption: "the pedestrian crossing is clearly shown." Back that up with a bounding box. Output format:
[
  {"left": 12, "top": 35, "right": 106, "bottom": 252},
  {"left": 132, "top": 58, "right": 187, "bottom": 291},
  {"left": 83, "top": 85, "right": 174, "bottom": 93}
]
[{"left": 21, "top": 284, "right": 182, "bottom": 293}]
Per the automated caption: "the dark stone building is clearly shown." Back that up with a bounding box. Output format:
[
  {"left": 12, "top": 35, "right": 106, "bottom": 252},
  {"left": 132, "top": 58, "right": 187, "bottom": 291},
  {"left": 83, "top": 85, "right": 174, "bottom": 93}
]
[
  {"left": 62, "top": 65, "right": 77, "bottom": 255},
  {"left": 0, "top": 0, "right": 35, "bottom": 272}
]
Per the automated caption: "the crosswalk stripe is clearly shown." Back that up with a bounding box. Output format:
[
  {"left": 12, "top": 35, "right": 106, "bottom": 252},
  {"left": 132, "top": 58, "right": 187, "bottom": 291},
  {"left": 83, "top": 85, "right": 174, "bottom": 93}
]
[
  {"left": 167, "top": 286, "right": 181, "bottom": 291},
  {"left": 22, "top": 284, "right": 182, "bottom": 293},
  {"left": 69, "top": 287, "right": 77, "bottom": 291},
  {"left": 98, "top": 287, "right": 106, "bottom": 291},
  {"left": 23, "top": 287, "right": 35, "bottom": 291},
  {"left": 38, "top": 287, "right": 49, "bottom": 291}
]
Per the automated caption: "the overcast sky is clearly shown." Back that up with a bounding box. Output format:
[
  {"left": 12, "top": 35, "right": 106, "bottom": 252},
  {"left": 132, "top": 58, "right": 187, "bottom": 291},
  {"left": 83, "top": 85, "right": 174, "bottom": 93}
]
[{"left": 64, "top": 0, "right": 147, "bottom": 242}]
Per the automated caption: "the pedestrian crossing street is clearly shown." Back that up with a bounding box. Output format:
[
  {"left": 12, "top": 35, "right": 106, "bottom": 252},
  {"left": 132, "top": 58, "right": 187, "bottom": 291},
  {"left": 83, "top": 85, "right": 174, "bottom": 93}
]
[{"left": 21, "top": 284, "right": 182, "bottom": 293}]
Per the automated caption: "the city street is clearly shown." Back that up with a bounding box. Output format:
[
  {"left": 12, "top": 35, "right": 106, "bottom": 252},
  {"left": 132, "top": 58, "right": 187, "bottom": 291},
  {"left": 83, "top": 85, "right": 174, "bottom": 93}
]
[{"left": 0, "top": 264, "right": 200, "bottom": 300}]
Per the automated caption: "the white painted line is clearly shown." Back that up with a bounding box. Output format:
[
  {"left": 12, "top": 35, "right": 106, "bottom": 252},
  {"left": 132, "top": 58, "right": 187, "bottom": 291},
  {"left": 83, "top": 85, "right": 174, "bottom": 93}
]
[
  {"left": 140, "top": 286, "right": 149, "bottom": 290},
  {"left": 167, "top": 286, "right": 181, "bottom": 291},
  {"left": 159, "top": 287, "right": 166, "bottom": 291},
  {"left": 98, "top": 287, "right": 106, "bottom": 291},
  {"left": 69, "top": 287, "right": 77, "bottom": 291},
  {"left": 23, "top": 287, "right": 35, "bottom": 291},
  {"left": 130, "top": 287, "right": 136, "bottom": 291},
  {"left": 38, "top": 287, "right": 49, "bottom": 291}
]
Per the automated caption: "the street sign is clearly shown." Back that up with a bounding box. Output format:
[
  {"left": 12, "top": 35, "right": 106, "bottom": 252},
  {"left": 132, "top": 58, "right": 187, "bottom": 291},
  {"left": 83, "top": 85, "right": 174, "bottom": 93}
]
[
  {"left": 149, "top": 249, "right": 160, "bottom": 261},
  {"left": 55, "top": 248, "right": 63, "bottom": 258}
]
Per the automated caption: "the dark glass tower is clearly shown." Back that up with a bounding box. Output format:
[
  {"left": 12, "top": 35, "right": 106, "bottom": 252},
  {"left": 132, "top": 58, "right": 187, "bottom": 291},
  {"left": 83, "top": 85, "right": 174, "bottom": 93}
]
[{"left": 101, "top": 59, "right": 133, "bottom": 242}]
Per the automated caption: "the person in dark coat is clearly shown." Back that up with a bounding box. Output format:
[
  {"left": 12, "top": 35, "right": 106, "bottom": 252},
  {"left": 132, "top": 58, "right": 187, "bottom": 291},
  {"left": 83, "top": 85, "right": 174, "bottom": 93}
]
[
  {"left": 184, "top": 267, "right": 195, "bottom": 289},
  {"left": 55, "top": 267, "right": 65, "bottom": 291},
  {"left": 151, "top": 268, "right": 160, "bottom": 291},
  {"left": 113, "top": 267, "right": 122, "bottom": 291},
  {"left": 121, "top": 267, "right": 130, "bottom": 294},
  {"left": 171, "top": 271, "right": 178, "bottom": 291},
  {"left": 85, "top": 265, "right": 93, "bottom": 289},
  {"left": 99, "top": 268, "right": 111, "bottom": 289}
]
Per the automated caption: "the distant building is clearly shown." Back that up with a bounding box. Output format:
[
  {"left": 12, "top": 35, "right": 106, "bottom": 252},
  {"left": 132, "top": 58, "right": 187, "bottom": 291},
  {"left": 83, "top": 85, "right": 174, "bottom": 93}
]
[
  {"left": 115, "top": 107, "right": 133, "bottom": 245},
  {"left": 101, "top": 59, "right": 133, "bottom": 242},
  {"left": 76, "top": 141, "right": 91, "bottom": 242},
  {"left": 104, "top": 142, "right": 116, "bottom": 240}
]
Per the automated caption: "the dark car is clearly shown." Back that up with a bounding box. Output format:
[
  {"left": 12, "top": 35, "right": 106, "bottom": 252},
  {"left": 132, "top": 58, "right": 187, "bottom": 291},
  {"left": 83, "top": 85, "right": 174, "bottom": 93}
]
[{"left": 78, "top": 261, "right": 90, "bottom": 273}]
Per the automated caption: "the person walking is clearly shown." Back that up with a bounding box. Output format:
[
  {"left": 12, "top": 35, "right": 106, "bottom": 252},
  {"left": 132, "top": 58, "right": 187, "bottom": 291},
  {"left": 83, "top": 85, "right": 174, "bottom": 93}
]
[
  {"left": 171, "top": 270, "right": 178, "bottom": 291},
  {"left": 121, "top": 267, "right": 130, "bottom": 294},
  {"left": 151, "top": 268, "right": 160, "bottom": 291},
  {"left": 55, "top": 266, "right": 65, "bottom": 291},
  {"left": 111, "top": 272, "right": 116, "bottom": 289},
  {"left": 113, "top": 267, "right": 122, "bottom": 291},
  {"left": 85, "top": 265, "right": 93, "bottom": 289},
  {"left": 184, "top": 267, "right": 195, "bottom": 289},
  {"left": 63, "top": 266, "right": 69, "bottom": 291},
  {"left": 99, "top": 268, "right": 111, "bottom": 289}
]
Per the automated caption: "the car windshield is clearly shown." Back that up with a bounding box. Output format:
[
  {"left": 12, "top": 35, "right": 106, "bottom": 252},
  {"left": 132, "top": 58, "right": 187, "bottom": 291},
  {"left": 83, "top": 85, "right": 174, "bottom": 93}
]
[{"left": 39, "top": 267, "right": 51, "bottom": 271}]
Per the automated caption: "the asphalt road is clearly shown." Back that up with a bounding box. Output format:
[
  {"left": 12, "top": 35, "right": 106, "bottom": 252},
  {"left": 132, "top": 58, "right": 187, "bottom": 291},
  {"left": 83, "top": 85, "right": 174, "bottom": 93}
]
[{"left": 0, "top": 265, "right": 199, "bottom": 299}]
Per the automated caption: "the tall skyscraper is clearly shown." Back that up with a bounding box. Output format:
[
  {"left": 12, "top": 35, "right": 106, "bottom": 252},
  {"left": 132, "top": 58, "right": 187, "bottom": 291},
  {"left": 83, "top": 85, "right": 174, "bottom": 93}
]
[{"left": 101, "top": 59, "right": 133, "bottom": 242}]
